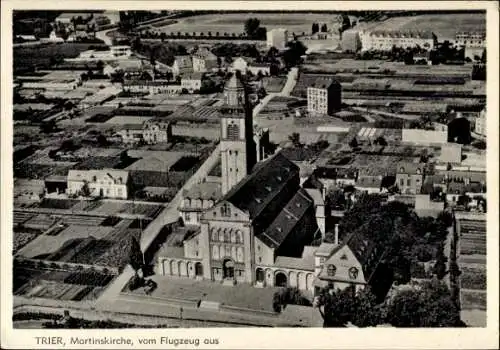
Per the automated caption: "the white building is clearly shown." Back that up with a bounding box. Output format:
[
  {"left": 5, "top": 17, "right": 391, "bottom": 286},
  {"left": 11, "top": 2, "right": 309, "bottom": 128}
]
[
  {"left": 402, "top": 129, "right": 448, "bottom": 146},
  {"left": 307, "top": 79, "right": 342, "bottom": 116},
  {"left": 181, "top": 73, "right": 204, "bottom": 93},
  {"left": 192, "top": 48, "right": 218, "bottom": 72},
  {"left": 117, "top": 122, "right": 172, "bottom": 145},
  {"left": 360, "top": 30, "right": 437, "bottom": 52},
  {"left": 172, "top": 56, "right": 193, "bottom": 77},
  {"left": 454, "top": 32, "right": 486, "bottom": 48},
  {"left": 67, "top": 169, "right": 129, "bottom": 199},
  {"left": 267, "top": 28, "right": 289, "bottom": 50},
  {"left": 123, "top": 80, "right": 182, "bottom": 95},
  {"left": 475, "top": 108, "right": 486, "bottom": 136}
]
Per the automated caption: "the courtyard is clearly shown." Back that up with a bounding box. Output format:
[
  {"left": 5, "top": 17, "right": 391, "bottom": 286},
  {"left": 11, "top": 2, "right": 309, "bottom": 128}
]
[{"left": 127, "top": 275, "right": 282, "bottom": 313}]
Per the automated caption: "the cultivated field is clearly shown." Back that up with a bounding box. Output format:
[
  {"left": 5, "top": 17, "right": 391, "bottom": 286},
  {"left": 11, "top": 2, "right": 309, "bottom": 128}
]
[
  {"left": 152, "top": 13, "right": 340, "bottom": 36},
  {"left": 359, "top": 14, "right": 485, "bottom": 41}
]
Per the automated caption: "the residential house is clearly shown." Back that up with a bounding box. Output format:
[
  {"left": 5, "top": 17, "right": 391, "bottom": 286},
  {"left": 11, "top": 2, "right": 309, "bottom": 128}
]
[
  {"left": 192, "top": 48, "right": 218, "bottom": 72},
  {"left": 67, "top": 169, "right": 129, "bottom": 199},
  {"left": 172, "top": 56, "right": 193, "bottom": 77},
  {"left": 117, "top": 121, "right": 173, "bottom": 145},
  {"left": 267, "top": 28, "right": 289, "bottom": 50},
  {"left": 123, "top": 80, "right": 182, "bottom": 95},
  {"left": 396, "top": 162, "right": 425, "bottom": 194},
  {"left": 181, "top": 72, "right": 205, "bottom": 93}
]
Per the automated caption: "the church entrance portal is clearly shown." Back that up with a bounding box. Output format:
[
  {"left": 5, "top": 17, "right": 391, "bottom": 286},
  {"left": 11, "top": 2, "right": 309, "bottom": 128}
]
[{"left": 223, "top": 259, "right": 235, "bottom": 279}]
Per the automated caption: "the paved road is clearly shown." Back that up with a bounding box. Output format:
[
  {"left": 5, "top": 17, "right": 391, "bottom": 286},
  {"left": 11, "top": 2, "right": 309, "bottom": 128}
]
[{"left": 252, "top": 67, "right": 299, "bottom": 118}]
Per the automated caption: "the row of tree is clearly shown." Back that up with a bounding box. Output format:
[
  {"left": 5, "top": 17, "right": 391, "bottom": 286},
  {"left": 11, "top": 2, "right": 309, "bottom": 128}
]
[{"left": 315, "top": 280, "right": 463, "bottom": 327}]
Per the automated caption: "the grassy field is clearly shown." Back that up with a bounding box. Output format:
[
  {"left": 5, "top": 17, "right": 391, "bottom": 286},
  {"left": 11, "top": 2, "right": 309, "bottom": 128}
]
[
  {"left": 153, "top": 13, "right": 340, "bottom": 35},
  {"left": 360, "top": 14, "right": 485, "bottom": 40}
]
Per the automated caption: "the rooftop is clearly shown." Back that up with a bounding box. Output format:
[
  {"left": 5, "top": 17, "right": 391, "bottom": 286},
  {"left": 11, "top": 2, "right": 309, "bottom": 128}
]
[
  {"left": 258, "top": 188, "right": 314, "bottom": 249},
  {"left": 223, "top": 152, "right": 299, "bottom": 222},
  {"left": 183, "top": 181, "right": 222, "bottom": 201}
]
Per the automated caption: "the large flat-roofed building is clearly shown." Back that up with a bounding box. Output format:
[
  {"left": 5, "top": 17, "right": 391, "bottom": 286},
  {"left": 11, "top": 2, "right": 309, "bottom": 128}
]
[
  {"left": 307, "top": 78, "right": 342, "bottom": 116},
  {"left": 360, "top": 30, "right": 437, "bottom": 52},
  {"left": 402, "top": 129, "right": 448, "bottom": 145},
  {"left": 341, "top": 29, "right": 362, "bottom": 53},
  {"left": 266, "top": 28, "right": 289, "bottom": 50}
]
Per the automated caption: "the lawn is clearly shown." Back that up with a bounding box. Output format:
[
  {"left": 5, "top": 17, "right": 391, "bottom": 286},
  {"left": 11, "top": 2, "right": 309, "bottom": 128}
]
[
  {"left": 362, "top": 13, "right": 485, "bottom": 40},
  {"left": 153, "top": 12, "right": 340, "bottom": 36}
]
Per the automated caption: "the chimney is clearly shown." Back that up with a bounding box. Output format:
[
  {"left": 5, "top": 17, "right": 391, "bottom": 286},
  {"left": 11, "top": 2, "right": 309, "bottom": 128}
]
[{"left": 334, "top": 224, "right": 339, "bottom": 245}]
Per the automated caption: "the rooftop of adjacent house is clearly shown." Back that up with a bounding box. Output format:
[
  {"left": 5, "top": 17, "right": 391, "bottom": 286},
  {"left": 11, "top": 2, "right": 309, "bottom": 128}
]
[
  {"left": 369, "top": 30, "right": 435, "bottom": 39},
  {"left": 193, "top": 48, "right": 217, "bottom": 61},
  {"left": 274, "top": 245, "right": 317, "bottom": 271},
  {"left": 316, "top": 242, "right": 338, "bottom": 257},
  {"left": 183, "top": 181, "right": 222, "bottom": 201},
  {"left": 223, "top": 152, "right": 299, "bottom": 221},
  {"left": 182, "top": 72, "right": 205, "bottom": 81},
  {"left": 397, "top": 162, "right": 425, "bottom": 175},
  {"left": 174, "top": 55, "right": 192, "bottom": 66},
  {"left": 67, "top": 169, "right": 129, "bottom": 183},
  {"left": 304, "top": 188, "right": 324, "bottom": 206},
  {"left": 356, "top": 175, "right": 382, "bottom": 189},
  {"left": 125, "top": 151, "right": 186, "bottom": 172},
  {"left": 307, "top": 77, "right": 341, "bottom": 90},
  {"left": 258, "top": 188, "right": 315, "bottom": 249}
]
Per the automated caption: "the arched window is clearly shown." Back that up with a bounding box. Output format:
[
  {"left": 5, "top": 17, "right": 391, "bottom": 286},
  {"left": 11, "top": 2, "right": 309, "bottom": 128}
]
[
  {"left": 237, "top": 247, "right": 244, "bottom": 262},
  {"left": 218, "top": 229, "right": 224, "bottom": 243},
  {"left": 212, "top": 245, "right": 219, "bottom": 260},
  {"left": 235, "top": 230, "right": 243, "bottom": 244},
  {"left": 327, "top": 264, "right": 336, "bottom": 277},
  {"left": 210, "top": 227, "right": 217, "bottom": 241},
  {"left": 224, "top": 229, "right": 231, "bottom": 243},
  {"left": 227, "top": 123, "right": 240, "bottom": 140},
  {"left": 230, "top": 230, "right": 236, "bottom": 243}
]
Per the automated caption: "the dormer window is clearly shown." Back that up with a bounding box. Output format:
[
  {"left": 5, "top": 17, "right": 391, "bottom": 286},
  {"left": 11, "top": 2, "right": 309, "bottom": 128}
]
[
  {"left": 327, "top": 264, "right": 336, "bottom": 276},
  {"left": 400, "top": 167, "right": 405, "bottom": 173},
  {"left": 416, "top": 168, "right": 421, "bottom": 175}
]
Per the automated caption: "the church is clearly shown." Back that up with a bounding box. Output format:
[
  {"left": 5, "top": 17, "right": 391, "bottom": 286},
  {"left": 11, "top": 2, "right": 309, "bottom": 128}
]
[{"left": 156, "top": 74, "right": 386, "bottom": 296}]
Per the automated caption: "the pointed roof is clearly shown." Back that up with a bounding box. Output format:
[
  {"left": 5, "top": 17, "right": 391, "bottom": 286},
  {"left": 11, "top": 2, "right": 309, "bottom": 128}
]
[{"left": 225, "top": 74, "right": 245, "bottom": 90}]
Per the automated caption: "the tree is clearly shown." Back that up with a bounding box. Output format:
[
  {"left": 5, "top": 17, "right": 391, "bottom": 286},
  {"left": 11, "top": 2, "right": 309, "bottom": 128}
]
[
  {"left": 97, "top": 134, "right": 108, "bottom": 146},
  {"left": 374, "top": 136, "right": 387, "bottom": 146},
  {"left": 128, "top": 236, "right": 144, "bottom": 274},
  {"left": 315, "top": 286, "right": 357, "bottom": 327},
  {"left": 348, "top": 137, "right": 358, "bottom": 148},
  {"left": 321, "top": 24, "right": 328, "bottom": 32},
  {"left": 40, "top": 120, "right": 57, "bottom": 134},
  {"left": 341, "top": 14, "right": 351, "bottom": 32},
  {"left": 312, "top": 22, "right": 319, "bottom": 34},
  {"left": 288, "top": 132, "right": 301, "bottom": 147},
  {"left": 283, "top": 40, "right": 308, "bottom": 68},
  {"left": 351, "top": 287, "right": 384, "bottom": 327},
  {"left": 80, "top": 180, "right": 91, "bottom": 197},
  {"left": 244, "top": 18, "right": 261, "bottom": 38},
  {"left": 433, "top": 251, "right": 447, "bottom": 280},
  {"left": 326, "top": 188, "right": 346, "bottom": 211},
  {"left": 387, "top": 280, "right": 462, "bottom": 327}
]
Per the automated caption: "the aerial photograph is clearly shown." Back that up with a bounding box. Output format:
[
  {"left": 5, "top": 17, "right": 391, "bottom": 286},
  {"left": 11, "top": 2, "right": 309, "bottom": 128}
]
[{"left": 11, "top": 8, "right": 487, "bottom": 330}]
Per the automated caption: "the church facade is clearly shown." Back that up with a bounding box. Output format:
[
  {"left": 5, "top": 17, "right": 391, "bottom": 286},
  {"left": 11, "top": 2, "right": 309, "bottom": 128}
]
[{"left": 156, "top": 75, "right": 386, "bottom": 295}]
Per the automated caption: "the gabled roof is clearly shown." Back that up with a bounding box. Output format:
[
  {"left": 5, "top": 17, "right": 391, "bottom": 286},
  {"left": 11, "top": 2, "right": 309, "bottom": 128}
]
[
  {"left": 225, "top": 74, "right": 245, "bottom": 90},
  {"left": 223, "top": 152, "right": 299, "bottom": 222},
  {"left": 258, "top": 188, "right": 314, "bottom": 249},
  {"left": 67, "top": 169, "right": 128, "bottom": 183},
  {"left": 174, "top": 55, "right": 192, "bottom": 67},
  {"left": 183, "top": 181, "right": 222, "bottom": 201},
  {"left": 397, "top": 162, "right": 425, "bottom": 175}
]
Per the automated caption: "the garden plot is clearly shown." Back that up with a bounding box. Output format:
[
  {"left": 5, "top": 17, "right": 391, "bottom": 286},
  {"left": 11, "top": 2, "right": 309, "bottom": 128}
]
[
  {"left": 118, "top": 203, "right": 163, "bottom": 218},
  {"left": 90, "top": 201, "right": 126, "bottom": 214},
  {"left": 153, "top": 12, "right": 338, "bottom": 36},
  {"left": 13, "top": 267, "right": 114, "bottom": 301},
  {"left": 16, "top": 225, "right": 114, "bottom": 259},
  {"left": 13, "top": 228, "right": 44, "bottom": 254},
  {"left": 13, "top": 212, "right": 35, "bottom": 226},
  {"left": 23, "top": 214, "right": 58, "bottom": 230}
]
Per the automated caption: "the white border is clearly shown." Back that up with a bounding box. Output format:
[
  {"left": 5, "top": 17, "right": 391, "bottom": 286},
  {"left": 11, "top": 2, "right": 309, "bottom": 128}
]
[{"left": 1, "top": 1, "right": 498, "bottom": 349}]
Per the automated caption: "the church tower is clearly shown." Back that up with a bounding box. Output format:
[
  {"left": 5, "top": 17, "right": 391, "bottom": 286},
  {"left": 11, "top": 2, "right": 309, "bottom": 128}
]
[{"left": 220, "top": 74, "right": 256, "bottom": 195}]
